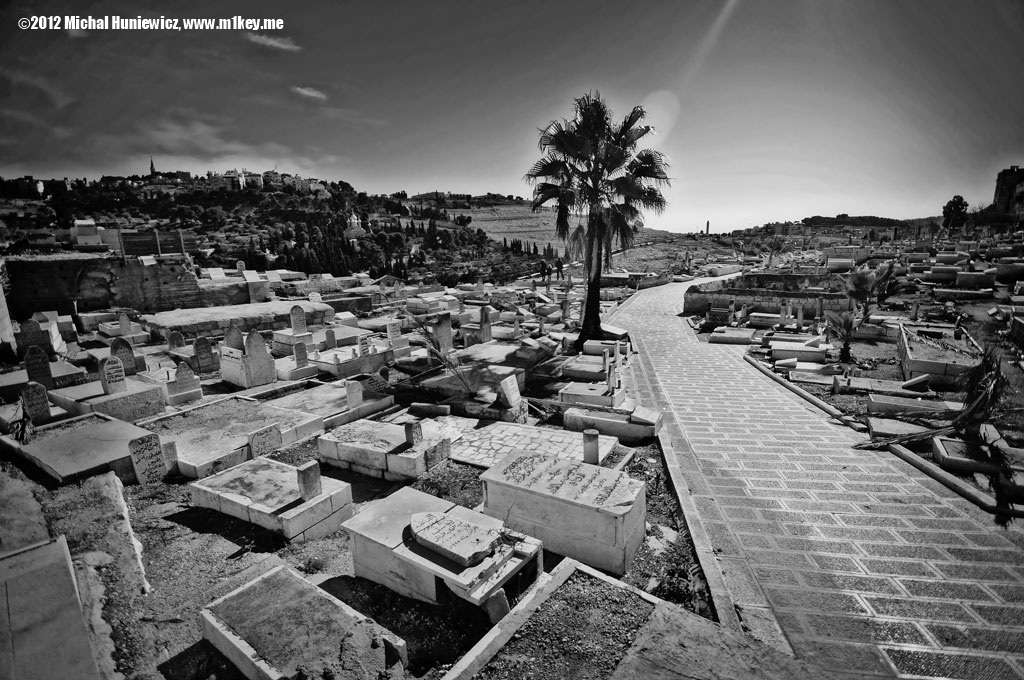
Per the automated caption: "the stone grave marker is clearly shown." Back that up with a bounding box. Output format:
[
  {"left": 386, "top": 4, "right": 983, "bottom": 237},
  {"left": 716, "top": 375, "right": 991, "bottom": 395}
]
[
  {"left": 357, "top": 334, "right": 371, "bottom": 356},
  {"left": 242, "top": 270, "right": 261, "bottom": 283},
  {"left": 404, "top": 421, "right": 423, "bottom": 446},
  {"left": 174, "top": 362, "right": 200, "bottom": 393},
  {"left": 129, "top": 434, "right": 166, "bottom": 485},
  {"left": 223, "top": 325, "right": 245, "bottom": 351},
  {"left": 24, "top": 345, "right": 53, "bottom": 389},
  {"left": 18, "top": 319, "right": 47, "bottom": 349},
  {"left": 479, "top": 306, "right": 493, "bottom": 343},
  {"left": 308, "top": 292, "right": 322, "bottom": 303},
  {"left": 167, "top": 330, "right": 186, "bottom": 350},
  {"left": 410, "top": 511, "right": 500, "bottom": 567},
  {"left": 118, "top": 313, "right": 132, "bottom": 336},
  {"left": 194, "top": 336, "right": 215, "bottom": 369},
  {"left": 20, "top": 381, "right": 50, "bottom": 423},
  {"left": 244, "top": 330, "right": 276, "bottom": 385},
  {"left": 324, "top": 329, "right": 337, "bottom": 349},
  {"left": 293, "top": 342, "right": 309, "bottom": 367},
  {"left": 434, "top": 312, "right": 454, "bottom": 355},
  {"left": 386, "top": 321, "right": 401, "bottom": 343},
  {"left": 297, "top": 461, "right": 322, "bottom": 501},
  {"left": 346, "top": 380, "right": 363, "bottom": 409},
  {"left": 110, "top": 338, "right": 138, "bottom": 376},
  {"left": 236, "top": 260, "right": 245, "bottom": 273},
  {"left": 496, "top": 374, "right": 521, "bottom": 408},
  {"left": 248, "top": 425, "right": 283, "bottom": 457},
  {"left": 290, "top": 305, "right": 307, "bottom": 333},
  {"left": 100, "top": 356, "right": 127, "bottom": 394}
]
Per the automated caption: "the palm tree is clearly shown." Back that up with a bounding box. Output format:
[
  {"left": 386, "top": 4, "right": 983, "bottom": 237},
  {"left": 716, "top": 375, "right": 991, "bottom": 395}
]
[
  {"left": 525, "top": 92, "right": 669, "bottom": 346},
  {"left": 824, "top": 311, "right": 856, "bottom": 363}
]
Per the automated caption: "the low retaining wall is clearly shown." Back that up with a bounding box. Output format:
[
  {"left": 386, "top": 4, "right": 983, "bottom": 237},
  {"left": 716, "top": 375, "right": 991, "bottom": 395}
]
[
  {"left": 683, "top": 283, "right": 852, "bottom": 317},
  {"left": 140, "top": 301, "right": 336, "bottom": 340}
]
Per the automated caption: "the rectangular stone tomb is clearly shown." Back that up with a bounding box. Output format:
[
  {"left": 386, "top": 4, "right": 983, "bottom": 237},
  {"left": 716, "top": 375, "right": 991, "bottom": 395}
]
[
  {"left": 0, "top": 412, "right": 161, "bottom": 485},
  {"left": 0, "top": 361, "right": 86, "bottom": 402},
  {"left": 308, "top": 344, "right": 392, "bottom": 379},
  {"left": 248, "top": 380, "right": 394, "bottom": 429},
  {"left": 169, "top": 338, "right": 220, "bottom": 373},
  {"left": 449, "top": 420, "right": 617, "bottom": 468},
  {"left": 318, "top": 419, "right": 450, "bottom": 481},
  {"left": 190, "top": 457, "right": 352, "bottom": 541},
  {"left": 202, "top": 566, "right": 406, "bottom": 680},
  {"left": 560, "top": 355, "right": 610, "bottom": 381},
  {"left": 563, "top": 406, "right": 662, "bottom": 441},
  {"left": 558, "top": 381, "right": 627, "bottom": 408},
  {"left": 342, "top": 487, "right": 542, "bottom": 616},
  {"left": 134, "top": 365, "right": 204, "bottom": 406},
  {"left": 140, "top": 397, "right": 322, "bottom": 478},
  {"left": 0, "top": 537, "right": 102, "bottom": 680},
  {"left": 481, "top": 450, "right": 646, "bottom": 575},
  {"left": 48, "top": 377, "right": 166, "bottom": 422}
]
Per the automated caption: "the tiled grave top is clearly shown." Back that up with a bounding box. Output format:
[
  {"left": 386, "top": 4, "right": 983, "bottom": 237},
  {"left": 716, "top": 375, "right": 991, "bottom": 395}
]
[
  {"left": 450, "top": 420, "right": 616, "bottom": 468},
  {"left": 482, "top": 450, "right": 642, "bottom": 512}
]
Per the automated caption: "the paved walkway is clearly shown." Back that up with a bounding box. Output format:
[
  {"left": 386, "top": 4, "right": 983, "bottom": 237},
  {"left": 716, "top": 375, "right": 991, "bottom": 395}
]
[{"left": 611, "top": 281, "right": 1024, "bottom": 680}]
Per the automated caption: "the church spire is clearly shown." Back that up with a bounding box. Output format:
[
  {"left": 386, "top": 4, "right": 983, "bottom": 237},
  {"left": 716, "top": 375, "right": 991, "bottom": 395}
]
[{"left": 149, "top": 156, "right": 156, "bottom": 176}]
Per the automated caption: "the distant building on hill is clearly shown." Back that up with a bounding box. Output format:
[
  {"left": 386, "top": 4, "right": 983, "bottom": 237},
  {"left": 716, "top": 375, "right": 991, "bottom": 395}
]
[{"left": 993, "top": 166, "right": 1024, "bottom": 215}]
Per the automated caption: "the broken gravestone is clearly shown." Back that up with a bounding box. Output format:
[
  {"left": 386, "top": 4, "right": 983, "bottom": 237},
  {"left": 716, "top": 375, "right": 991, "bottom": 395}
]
[
  {"left": 410, "top": 511, "right": 501, "bottom": 567},
  {"left": 129, "top": 433, "right": 166, "bottom": 485}
]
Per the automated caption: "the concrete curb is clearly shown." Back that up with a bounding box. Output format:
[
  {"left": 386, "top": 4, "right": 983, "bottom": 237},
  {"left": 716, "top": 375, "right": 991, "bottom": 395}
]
[
  {"left": 626, "top": 335, "right": 743, "bottom": 634},
  {"left": 741, "top": 354, "right": 845, "bottom": 420},
  {"left": 888, "top": 443, "right": 1024, "bottom": 519}
]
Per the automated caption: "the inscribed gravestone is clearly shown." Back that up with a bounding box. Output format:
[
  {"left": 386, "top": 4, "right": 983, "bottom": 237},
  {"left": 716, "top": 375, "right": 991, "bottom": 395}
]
[
  {"left": 99, "top": 356, "right": 127, "bottom": 394},
  {"left": 496, "top": 375, "right": 521, "bottom": 408},
  {"left": 193, "top": 336, "right": 215, "bottom": 370},
  {"left": 290, "top": 305, "right": 307, "bottom": 333},
  {"left": 173, "top": 362, "right": 200, "bottom": 393},
  {"left": 248, "top": 425, "right": 283, "bottom": 457},
  {"left": 293, "top": 342, "right": 309, "bottom": 367},
  {"left": 357, "top": 335, "right": 371, "bottom": 356},
  {"left": 410, "top": 512, "right": 500, "bottom": 567},
  {"left": 24, "top": 346, "right": 53, "bottom": 389},
  {"left": 110, "top": 338, "right": 138, "bottom": 376},
  {"left": 20, "top": 381, "right": 50, "bottom": 423},
  {"left": 118, "top": 313, "right": 132, "bottom": 336},
  {"left": 346, "top": 380, "right": 363, "bottom": 409},
  {"left": 236, "top": 260, "right": 245, "bottom": 272},
  {"left": 167, "top": 331, "right": 185, "bottom": 350},
  {"left": 324, "top": 329, "right": 337, "bottom": 349},
  {"left": 242, "top": 270, "right": 260, "bottom": 283},
  {"left": 129, "top": 434, "right": 166, "bottom": 485},
  {"left": 18, "top": 320, "right": 46, "bottom": 347},
  {"left": 386, "top": 321, "right": 401, "bottom": 343}
]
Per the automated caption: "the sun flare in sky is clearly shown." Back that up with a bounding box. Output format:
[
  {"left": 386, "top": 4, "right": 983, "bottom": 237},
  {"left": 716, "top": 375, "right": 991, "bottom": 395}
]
[{"left": 0, "top": 0, "right": 1021, "bottom": 232}]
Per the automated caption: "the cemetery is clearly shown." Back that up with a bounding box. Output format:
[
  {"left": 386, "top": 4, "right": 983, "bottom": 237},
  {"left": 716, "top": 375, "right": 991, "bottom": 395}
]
[{"left": 4, "top": 229, "right": 1024, "bottom": 680}]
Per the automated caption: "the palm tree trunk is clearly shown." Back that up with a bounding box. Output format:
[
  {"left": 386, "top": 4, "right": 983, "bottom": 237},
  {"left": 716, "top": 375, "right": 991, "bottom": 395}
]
[{"left": 579, "top": 223, "right": 604, "bottom": 347}]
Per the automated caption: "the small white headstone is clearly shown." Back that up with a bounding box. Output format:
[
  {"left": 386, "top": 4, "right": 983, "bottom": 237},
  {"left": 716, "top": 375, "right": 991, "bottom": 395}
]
[
  {"left": 129, "top": 434, "right": 166, "bottom": 485},
  {"left": 248, "top": 425, "right": 283, "bottom": 457},
  {"left": 100, "top": 356, "right": 127, "bottom": 394}
]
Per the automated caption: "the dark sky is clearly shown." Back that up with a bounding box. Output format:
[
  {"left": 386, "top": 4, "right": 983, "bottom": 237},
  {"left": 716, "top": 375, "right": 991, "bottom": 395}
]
[{"left": 1, "top": 0, "right": 1021, "bottom": 232}]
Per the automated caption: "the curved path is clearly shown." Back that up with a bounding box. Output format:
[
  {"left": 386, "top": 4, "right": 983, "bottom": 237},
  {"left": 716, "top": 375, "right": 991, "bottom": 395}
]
[{"left": 611, "top": 280, "right": 1024, "bottom": 680}]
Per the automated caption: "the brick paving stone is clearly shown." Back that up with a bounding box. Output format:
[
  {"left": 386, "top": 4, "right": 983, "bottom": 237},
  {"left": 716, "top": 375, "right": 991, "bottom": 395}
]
[
  {"left": 610, "top": 283, "right": 1024, "bottom": 679},
  {"left": 883, "top": 648, "right": 1021, "bottom": 680}
]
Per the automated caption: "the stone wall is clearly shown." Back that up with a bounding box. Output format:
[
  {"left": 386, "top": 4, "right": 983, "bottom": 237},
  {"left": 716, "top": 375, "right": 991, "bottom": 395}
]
[
  {"left": 728, "top": 272, "right": 839, "bottom": 292},
  {"left": 683, "top": 281, "right": 853, "bottom": 317},
  {"left": 198, "top": 281, "right": 251, "bottom": 307},
  {"left": 6, "top": 256, "right": 201, "bottom": 318}
]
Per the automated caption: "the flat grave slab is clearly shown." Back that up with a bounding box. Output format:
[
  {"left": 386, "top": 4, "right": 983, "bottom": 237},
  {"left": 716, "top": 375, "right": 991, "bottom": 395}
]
[
  {"left": 342, "top": 487, "right": 541, "bottom": 618},
  {"left": 191, "top": 457, "right": 352, "bottom": 541},
  {"left": 867, "top": 417, "right": 933, "bottom": 440},
  {"left": 0, "top": 537, "right": 101, "bottom": 680},
  {"left": 308, "top": 343, "right": 393, "bottom": 378},
  {"left": 48, "top": 377, "right": 165, "bottom": 422},
  {"left": 250, "top": 380, "right": 394, "bottom": 429},
  {"left": 0, "top": 413, "right": 158, "bottom": 484},
  {"left": 203, "top": 566, "right": 405, "bottom": 680},
  {"left": 832, "top": 375, "right": 937, "bottom": 399},
  {"left": 0, "top": 361, "right": 86, "bottom": 401},
  {"left": 140, "top": 397, "right": 322, "bottom": 478},
  {"left": 563, "top": 406, "right": 662, "bottom": 441},
  {"left": 481, "top": 450, "right": 645, "bottom": 575},
  {"left": 866, "top": 393, "right": 963, "bottom": 415},
  {"left": 449, "top": 420, "right": 616, "bottom": 468}
]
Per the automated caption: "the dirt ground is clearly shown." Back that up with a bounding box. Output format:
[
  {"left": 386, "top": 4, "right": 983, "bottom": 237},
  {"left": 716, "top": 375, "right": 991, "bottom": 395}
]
[{"left": 472, "top": 571, "right": 655, "bottom": 680}]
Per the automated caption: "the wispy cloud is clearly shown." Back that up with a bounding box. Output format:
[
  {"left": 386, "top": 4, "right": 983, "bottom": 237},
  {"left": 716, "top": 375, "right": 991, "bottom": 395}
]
[
  {"left": 291, "top": 86, "right": 328, "bottom": 101},
  {"left": 0, "top": 109, "right": 72, "bottom": 138},
  {"left": 246, "top": 33, "right": 301, "bottom": 52},
  {"left": 0, "top": 67, "right": 75, "bottom": 108}
]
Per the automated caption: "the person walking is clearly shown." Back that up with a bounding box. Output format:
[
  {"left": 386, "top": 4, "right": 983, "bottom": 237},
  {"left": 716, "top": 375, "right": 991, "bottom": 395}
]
[
  {"left": 539, "top": 260, "right": 550, "bottom": 283},
  {"left": 555, "top": 257, "right": 564, "bottom": 280}
]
